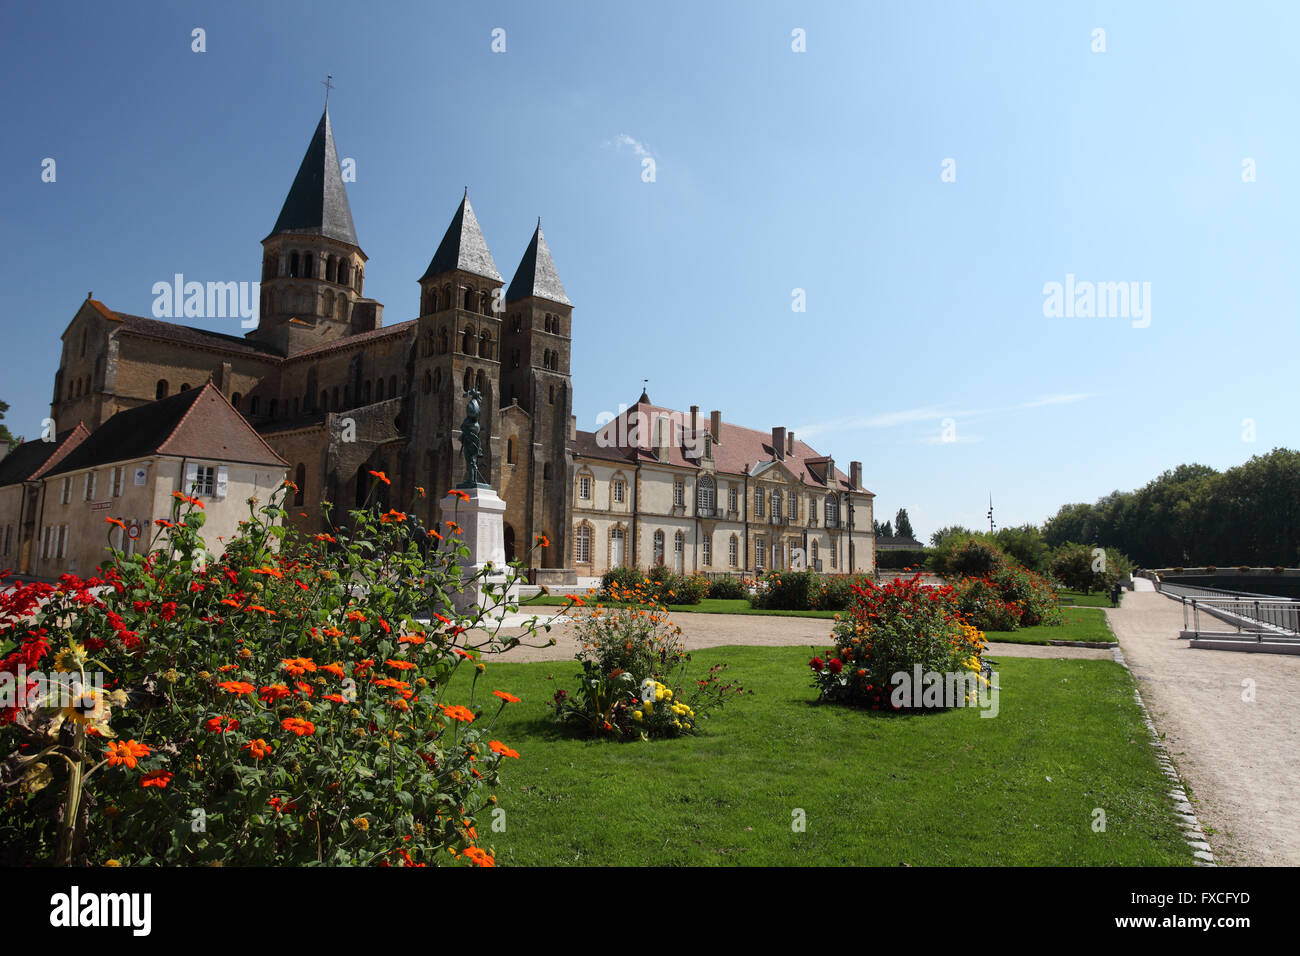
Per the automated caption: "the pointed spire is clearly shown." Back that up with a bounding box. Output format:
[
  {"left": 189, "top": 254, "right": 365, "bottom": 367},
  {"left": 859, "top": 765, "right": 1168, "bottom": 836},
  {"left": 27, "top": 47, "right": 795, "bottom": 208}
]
[
  {"left": 506, "top": 221, "right": 571, "bottom": 305},
  {"left": 421, "top": 192, "right": 502, "bottom": 282},
  {"left": 268, "top": 109, "right": 359, "bottom": 246}
]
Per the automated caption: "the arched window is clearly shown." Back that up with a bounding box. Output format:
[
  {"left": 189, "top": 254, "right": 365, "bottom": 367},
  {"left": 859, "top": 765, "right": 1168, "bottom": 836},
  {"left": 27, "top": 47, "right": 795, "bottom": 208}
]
[
  {"left": 180, "top": 383, "right": 191, "bottom": 393},
  {"left": 355, "top": 268, "right": 363, "bottom": 292},
  {"left": 475, "top": 370, "right": 486, "bottom": 393},
  {"left": 506, "top": 438, "right": 514, "bottom": 463},
  {"left": 463, "top": 287, "right": 475, "bottom": 312},
  {"left": 543, "top": 462, "right": 552, "bottom": 480},
  {"left": 289, "top": 251, "right": 300, "bottom": 277},
  {"left": 375, "top": 378, "right": 384, "bottom": 401},
  {"left": 463, "top": 368, "right": 473, "bottom": 392},
  {"left": 480, "top": 291, "right": 491, "bottom": 315},
  {"left": 294, "top": 464, "right": 306, "bottom": 506},
  {"left": 697, "top": 474, "right": 716, "bottom": 513},
  {"left": 441, "top": 285, "right": 451, "bottom": 310},
  {"left": 326, "top": 256, "right": 336, "bottom": 282},
  {"left": 810, "top": 539, "right": 819, "bottom": 566},
  {"left": 825, "top": 495, "right": 839, "bottom": 528},
  {"left": 548, "top": 385, "right": 555, "bottom": 404},
  {"left": 338, "top": 259, "right": 349, "bottom": 286},
  {"left": 423, "top": 370, "right": 432, "bottom": 395},
  {"left": 438, "top": 328, "right": 449, "bottom": 354},
  {"left": 155, "top": 379, "right": 169, "bottom": 400},
  {"left": 250, "top": 396, "right": 260, "bottom": 415},
  {"left": 575, "top": 525, "right": 592, "bottom": 564},
  {"left": 653, "top": 530, "right": 665, "bottom": 566},
  {"left": 231, "top": 392, "right": 241, "bottom": 410},
  {"left": 479, "top": 331, "right": 492, "bottom": 359},
  {"left": 462, "top": 326, "right": 475, "bottom": 354},
  {"left": 303, "top": 253, "right": 314, "bottom": 278}
]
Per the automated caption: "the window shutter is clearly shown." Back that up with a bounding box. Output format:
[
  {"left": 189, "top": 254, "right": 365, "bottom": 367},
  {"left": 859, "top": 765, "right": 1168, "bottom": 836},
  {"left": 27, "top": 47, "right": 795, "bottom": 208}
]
[
  {"left": 184, "top": 463, "right": 198, "bottom": 494},
  {"left": 216, "top": 466, "right": 229, "bottom": 499}
]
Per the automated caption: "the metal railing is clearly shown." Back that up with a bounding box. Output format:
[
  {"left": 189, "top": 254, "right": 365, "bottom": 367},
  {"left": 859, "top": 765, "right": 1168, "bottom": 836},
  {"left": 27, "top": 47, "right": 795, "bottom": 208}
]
[{"left": 1180, "top": 596, "right": 1300, "bottom": 641}]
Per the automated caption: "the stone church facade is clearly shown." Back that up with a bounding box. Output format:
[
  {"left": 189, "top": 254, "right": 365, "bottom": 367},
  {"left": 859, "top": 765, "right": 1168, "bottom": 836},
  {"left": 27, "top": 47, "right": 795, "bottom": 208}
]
[{"left": 46, "top": 108, "right": 573, "bottom": 574}]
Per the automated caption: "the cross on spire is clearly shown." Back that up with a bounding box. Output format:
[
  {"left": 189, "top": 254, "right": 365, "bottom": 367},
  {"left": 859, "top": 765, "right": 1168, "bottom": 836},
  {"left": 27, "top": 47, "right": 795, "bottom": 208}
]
[{"left": 322, "top": 74, "right": 335, "bottom": 107}]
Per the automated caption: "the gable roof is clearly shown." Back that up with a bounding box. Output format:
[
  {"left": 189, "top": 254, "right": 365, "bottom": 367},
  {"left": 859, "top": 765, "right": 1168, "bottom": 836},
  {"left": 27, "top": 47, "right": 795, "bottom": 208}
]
[
  {"left": 0, "top": 424, "right": 91, "bottom": 487},
  {"left": 506, "top": 223, "right": 571, "bottom": 305},
  {"left": 420, "top": 193, "right": 502, "bottom": 283},
  {"left": 572, "top": 392, "right": 872, "bottom": 494},
  {"left": 45, "top": 383, "right": 287, "bottom": 476},
  {"left": 268, "top": 108, "right": 360, "bottom": 247},
  {"left": 84, "top": 301, "right": 284, "bottom": 359}
]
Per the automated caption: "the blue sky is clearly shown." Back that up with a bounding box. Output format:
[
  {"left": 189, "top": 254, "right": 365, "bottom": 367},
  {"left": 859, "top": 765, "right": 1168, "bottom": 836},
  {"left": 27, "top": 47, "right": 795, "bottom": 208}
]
[{"left": 2, "top": 1, "right": 1296, "bottom": 541}]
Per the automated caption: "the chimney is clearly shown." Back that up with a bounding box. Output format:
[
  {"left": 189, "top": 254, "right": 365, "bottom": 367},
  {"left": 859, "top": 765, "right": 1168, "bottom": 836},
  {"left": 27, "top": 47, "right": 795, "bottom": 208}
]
[
  {"left": 690, "top": 405, "right": 699, "bottom": 436},
  {"left": 710, "top": 409, "right": 722, "bottom": 443},
  {"left": 850, "top": 461, "right": 862, "bottom": 490},
  {"left": 772, "top": 426, "right": 786, "bottom": 461},
  {"left": 787, "top": 431, "right": 795, "bottom": 455}
]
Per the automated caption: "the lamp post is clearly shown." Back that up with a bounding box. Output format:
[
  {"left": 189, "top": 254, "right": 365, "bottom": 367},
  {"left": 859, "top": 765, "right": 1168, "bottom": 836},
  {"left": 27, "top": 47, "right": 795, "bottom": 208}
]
[{"left": 844, "top": 491, "right": 855, "bottom": 572}]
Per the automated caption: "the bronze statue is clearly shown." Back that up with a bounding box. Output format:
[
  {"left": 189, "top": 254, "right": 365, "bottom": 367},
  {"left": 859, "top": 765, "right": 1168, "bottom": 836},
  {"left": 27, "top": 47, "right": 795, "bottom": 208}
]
[{"left": 458, "top": 387, "right": 484, "bottom": 487}]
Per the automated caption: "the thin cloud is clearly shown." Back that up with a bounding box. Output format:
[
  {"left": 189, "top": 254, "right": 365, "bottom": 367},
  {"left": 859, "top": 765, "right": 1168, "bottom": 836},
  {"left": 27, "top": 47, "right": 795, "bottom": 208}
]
[
  {"left": 608, "top": 133, "right": 653, "bottom": 157},
  {"left": 796, "top": 393, "right": 1095, "bottom": 440}
]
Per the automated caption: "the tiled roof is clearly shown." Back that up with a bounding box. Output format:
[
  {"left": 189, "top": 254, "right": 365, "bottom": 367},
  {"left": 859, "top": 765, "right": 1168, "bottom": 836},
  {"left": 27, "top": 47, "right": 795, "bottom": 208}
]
[
  {"left": 420, "top": 193, "right": 502, "bottom": 283},
  {"left": 268, "top": 109, "right": 360, "bottom": 247},
  {"left": 0, "top": 424, "right": 90, "bottom": 487},
  {"left": 284, "top": 319, "right": 415, "bottom": 361},
  {"left": 506, "top": 223, "right": 570, "bottom": 305},
  {"left": 46, "top": 383, "right": 287, "bottom": 476},
  {"left": 573, "top": 393, "right": 872, "bottom": 494},
  {"left": 99, "top": 304, "right": 284, "bottom": 359}
]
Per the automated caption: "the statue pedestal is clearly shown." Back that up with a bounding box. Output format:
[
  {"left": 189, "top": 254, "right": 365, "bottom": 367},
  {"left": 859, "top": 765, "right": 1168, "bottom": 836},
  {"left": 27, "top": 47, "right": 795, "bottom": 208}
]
[{"left": 439, "top": 486, "right": 520, "bottom": 617}]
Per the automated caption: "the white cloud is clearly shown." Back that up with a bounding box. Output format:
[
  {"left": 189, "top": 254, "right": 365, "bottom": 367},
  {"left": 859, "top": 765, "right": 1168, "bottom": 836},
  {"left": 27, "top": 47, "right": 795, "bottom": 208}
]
[{"left": 609, "top": 133, "right": 652, "bottom": 157}]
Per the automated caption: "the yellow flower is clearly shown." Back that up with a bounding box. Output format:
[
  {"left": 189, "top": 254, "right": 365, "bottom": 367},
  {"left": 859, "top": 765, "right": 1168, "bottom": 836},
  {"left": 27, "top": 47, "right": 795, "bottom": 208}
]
[{"left": 633, "top": 711, "right": 643, "bottom": 721}]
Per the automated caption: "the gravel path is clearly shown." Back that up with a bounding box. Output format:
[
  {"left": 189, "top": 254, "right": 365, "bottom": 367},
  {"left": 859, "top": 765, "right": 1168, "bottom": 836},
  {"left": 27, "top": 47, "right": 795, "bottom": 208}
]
[
  {"left": 1105, "top": 592, "right": 1300, "bottom": 866},
  {"left": 473, "top": 609, "right": 1112, "bottom": 663}
]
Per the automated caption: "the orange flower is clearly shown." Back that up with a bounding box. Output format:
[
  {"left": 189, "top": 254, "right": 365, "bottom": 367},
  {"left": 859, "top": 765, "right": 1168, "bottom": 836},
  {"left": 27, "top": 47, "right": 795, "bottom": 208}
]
[
  {"left": 445, "top": 521, "right": 461, "bottom": 534},
  {"left": 105, "top": 517, "right": 127, "bottom": 531},
  {"left": 204, "top": 716, "right": 239, "bottom": 734},
  {"left": 281, "top": 657, "right": 317, "bottom": 676},
  {"left": 439, "top": 704, "right": 476, "bottom": 723},
  {"left": 106, "top": 739, "right": 150, "bottom": 769},
  {"left": 536, "top": 534, "right": 550, "bottom": 548},
  {"left": 217, "top": 663, "right": 239, "bottom": 673},
  {"left": 369, "top": 470, "right": 391, "bottom": 485},
  {"left": 492, "top": 690, "right": 521, "bottom": 704},
  {"left": 319, "top": 662, "right": 345, "bottom": 678},
  {"left": 386, "top": 659, "right": 417, "bottom": 671},
  {"left": 243, "top": 739, "right": 272, "bottom": 760},
  {"left": 463, "top": 846, "right": 495, "bottom": 867},
  {"left": 281, "top": 717, "right": 316, "bottom": 736},
  {"left": 140, "top": 770, "right": 173, "bottom": 789},
  {"left": 488, "top": 740, "right": 520, "bottom": 759},
  {"left": 314, "top": 533, "right": 338, "bottom": 543},
  {"left": 260, "top": 683, "right": 291, "bottom": 702},
  {"left": 346, "top": 611, "right": 367, "bottom": 622},
  {"left": 399, "top": 633, "right": 426, "bottom": 645},
  {"left": 380, "top": 509, "right": 407, "bottom": 524},
  {"left": 323, "top": 693, "right": 346, "bottom": 703},
  {"left": 416, "top": 486, "right": 426, "bottom": 497},
  {"left": 426, "top": 529, "right": 443, "bottom": 541},
  {"left": 373, "top": 677, "right": 411, "bottom": 692},
  {"left": 250, "top": 567, "right": 284, "bottom": 579},
  {"left": 217, "top": 680, "right": 255, "bottom": 695},
  {"left": 450, "top": 489, "right": 471, "bottom": 502}
]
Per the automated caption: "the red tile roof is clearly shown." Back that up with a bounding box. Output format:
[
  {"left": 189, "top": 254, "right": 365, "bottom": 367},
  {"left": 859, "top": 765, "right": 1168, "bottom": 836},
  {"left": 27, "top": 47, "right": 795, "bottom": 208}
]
[{"left": 572, "top": 395, "right": 871, "bottom": 494}]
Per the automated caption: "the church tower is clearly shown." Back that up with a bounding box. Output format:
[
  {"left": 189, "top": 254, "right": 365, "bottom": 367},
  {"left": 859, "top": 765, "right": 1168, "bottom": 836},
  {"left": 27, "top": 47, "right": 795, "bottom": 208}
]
[
  {"left": 250, "top": 109, "right": 381, "bottom": 355},
  {"left": 499, "top": 222, "right": 574, "bottom": 568},
  {"left": 412, "top": 193, "right": 504, "bottom": 521}
]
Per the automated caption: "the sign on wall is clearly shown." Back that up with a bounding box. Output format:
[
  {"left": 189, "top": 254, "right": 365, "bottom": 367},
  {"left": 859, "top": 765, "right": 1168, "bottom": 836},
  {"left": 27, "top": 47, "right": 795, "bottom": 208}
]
[
  {"left": 90, "top": 501, "right": 111, "bottom": 512},
  {"left": 133, "top": 467, "right": 148, "bottom": 486}
]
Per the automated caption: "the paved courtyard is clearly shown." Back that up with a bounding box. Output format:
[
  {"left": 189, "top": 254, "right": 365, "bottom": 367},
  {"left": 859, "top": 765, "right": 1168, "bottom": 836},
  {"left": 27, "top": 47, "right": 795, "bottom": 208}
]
[{"left": 1104, "top": 590, "right": 1300, "bottom": 866}]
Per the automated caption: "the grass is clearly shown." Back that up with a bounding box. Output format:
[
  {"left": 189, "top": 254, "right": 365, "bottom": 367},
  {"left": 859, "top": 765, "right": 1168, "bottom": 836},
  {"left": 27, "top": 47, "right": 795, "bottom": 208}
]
[
  {"left": 523, "top": 595, "right": 839, "bottom": 619},
  {"left": 985, "top": 607, "right": 1116, "bottom": 645},
  {"left": 454, "top": 645, "right": 1190, "bottom": 866},
  {"left": 1059, "top": 589, "right": 1122, "bottom": 608}
]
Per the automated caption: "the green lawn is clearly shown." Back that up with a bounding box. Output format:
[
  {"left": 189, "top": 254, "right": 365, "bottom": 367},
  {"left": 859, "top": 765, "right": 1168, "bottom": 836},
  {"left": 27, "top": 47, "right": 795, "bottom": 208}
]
[
  {"left": 523, "top": 595, "right": 839, "bottom": 619},
  {"left": 985, "top": 607, "right": 1116, "bottom": 645},
  {"left": 1059, "top": 589, "right": 1122, "bottom": 608},
  {"left": 454, "top": 646, "right": 1189, "bottom": 866}
]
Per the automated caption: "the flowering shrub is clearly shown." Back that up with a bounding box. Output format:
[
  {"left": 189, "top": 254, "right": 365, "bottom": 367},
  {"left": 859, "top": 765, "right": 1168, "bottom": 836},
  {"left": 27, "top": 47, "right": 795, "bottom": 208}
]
[
  {"left": 551, "top": 585, "right": 746, "bottom": 739},
  {"left": 597, "top": 566, "right": 705, "bottom": 606},
  {"left": 809, "top": 575, "right": 988, "bottom": 711},
  {"left": 0, "top": 479, "right": 548, "bottom": 866},
  {"left": 705, "top": 575, "right": 746, "bottom": 600},
  {"left": 747, "top": 571, "right": 872, "bottom": 611}
]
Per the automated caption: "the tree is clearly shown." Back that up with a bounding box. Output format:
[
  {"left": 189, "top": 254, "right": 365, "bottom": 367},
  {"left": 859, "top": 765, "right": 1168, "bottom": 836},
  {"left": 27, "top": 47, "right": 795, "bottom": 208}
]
[
  {"left": 930, "top": 525, "right": 974, "bottom": 548},
  {"left": 993, "top": 524, "right": 1050, "bottom": 572},
  {"left": 894, "top": 508, "right": 914, "bottom": 540},
  {"left": 878, "top": 520, "right": 893, "bottom": 538},
  {"left": 0, "top": 398, "right": 15, "bottom": 448}
]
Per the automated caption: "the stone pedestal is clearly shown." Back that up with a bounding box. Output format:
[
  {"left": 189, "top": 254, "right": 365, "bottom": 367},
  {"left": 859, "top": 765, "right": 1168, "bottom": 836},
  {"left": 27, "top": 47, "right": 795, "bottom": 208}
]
[{"left": 439, "top": 486, "right": 519, "bottom": 616}]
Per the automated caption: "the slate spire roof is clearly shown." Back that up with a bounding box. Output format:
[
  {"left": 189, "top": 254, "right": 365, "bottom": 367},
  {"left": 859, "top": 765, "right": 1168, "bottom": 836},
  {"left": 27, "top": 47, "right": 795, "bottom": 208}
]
[
  {"left": 506, "top": 222, "right": 571, "bottom": 305},
  {"left": 268, "top": 109, "right": 359, "bottom": 247},
  {"left": 421, "top": 192, "right": 502, "bottom": 282}
]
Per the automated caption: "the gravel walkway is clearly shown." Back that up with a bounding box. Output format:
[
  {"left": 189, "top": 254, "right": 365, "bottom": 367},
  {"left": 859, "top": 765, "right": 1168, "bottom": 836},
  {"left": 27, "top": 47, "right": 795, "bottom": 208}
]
[{"left": 1104, "top": 592, "right": 1300, "bottom": 866}]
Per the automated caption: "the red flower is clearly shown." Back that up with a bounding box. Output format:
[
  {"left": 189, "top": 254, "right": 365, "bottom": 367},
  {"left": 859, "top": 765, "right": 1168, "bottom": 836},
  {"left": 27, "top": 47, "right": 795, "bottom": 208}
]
[
  {"left": 828, "top": 659, "right": 843, "bottom": 674},
  {"left": 809, "top": 657, "right": 825, "bottom": 672},
  {"left": 140, "top": 770, "right": 173, "bottom": 789},
  {"left": 369, "top": 470, "right": 391, "bottom": 485}
]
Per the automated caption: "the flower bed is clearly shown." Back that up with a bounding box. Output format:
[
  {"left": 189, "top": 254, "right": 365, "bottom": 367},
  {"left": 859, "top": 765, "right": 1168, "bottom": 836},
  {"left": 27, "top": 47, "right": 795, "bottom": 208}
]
[{"left": 0, "top": 480, "right": 547, "bottom": 867}]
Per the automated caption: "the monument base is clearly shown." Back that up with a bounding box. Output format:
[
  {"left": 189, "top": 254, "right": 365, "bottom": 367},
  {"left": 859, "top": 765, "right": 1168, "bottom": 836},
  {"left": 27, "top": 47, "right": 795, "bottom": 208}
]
[{"left": 439, "top": 487, "right": 520, "bottom": 617}]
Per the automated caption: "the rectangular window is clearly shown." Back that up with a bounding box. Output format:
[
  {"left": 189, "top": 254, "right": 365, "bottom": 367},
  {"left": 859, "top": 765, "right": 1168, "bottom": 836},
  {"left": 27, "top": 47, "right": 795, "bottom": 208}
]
[
  {"left": 728, "top": 487, "right": 737, "bottom": 512},
  {"left": 830, "top": 539, "right": 838, "bottom": 569},
  {"left": 578, "top": 475, "right": 591, "bottom": 500},
  {"left": 755, "top": 540, "right": 766, "bottom": 569},
  {"left": 789, "top": 491, "right": 797, "bottom": 520},
  {"left": 613, "top": 480, "right": 625, "bottom": 503},
  {"left": 57, "top": 525, "right": 68, "bottom": 559},
  {"left": 728, "top": 536, "right": 738, "bottom": 567},
  {"left": 84, "top": 471, "right": 96, "bottom": 501},
  {"left": 772, "top": 493, "right": 782, "bottom": 522},
  {"left": 61, "top": 477, "right": 71, "bottom": 505},
  {"left": 193, "top": 466, "right": 216, "bottom": 496},
  {"left": 41, "top": 526, "right": 52, "bottom": 559},
  {"left": 702, "top": 537, "right": 712, "bottom": 566},
  {"left": 575, "top": 527, "right": 591, "bottom": 564},
  {"left": 754, "top": 489, "right": 764, "bottom": 517},
  {"left": 673, "top": 480, "right": 684, "bottom": 507},
  {"left": 111, "top": 466, "right": 124, "bottom": 497}
]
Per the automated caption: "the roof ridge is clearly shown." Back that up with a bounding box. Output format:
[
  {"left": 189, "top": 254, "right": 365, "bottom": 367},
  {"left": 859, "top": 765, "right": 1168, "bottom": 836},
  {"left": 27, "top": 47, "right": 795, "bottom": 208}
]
[{"left": 153, "top": 383, "right": 211, "bottom": 453}]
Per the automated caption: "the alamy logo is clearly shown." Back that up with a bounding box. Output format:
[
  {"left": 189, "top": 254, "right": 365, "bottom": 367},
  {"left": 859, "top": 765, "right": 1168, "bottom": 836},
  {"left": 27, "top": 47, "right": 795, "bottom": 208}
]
[
  {"left": 49, "top": 886, "right": 151, "bottom": 936},
  {"left": 152, "top": 274, "right": 259, "bottom": 327},
  {"left": 1042, "top": 274, "right": 1150, "bottom": 328},
  {"left": 594, "top": 405, "right": 705, "bottom": 458},
  {"left": 890, "top": 665, "right": 999, "bottom": 717}
]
